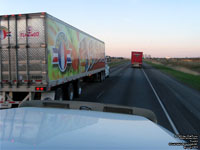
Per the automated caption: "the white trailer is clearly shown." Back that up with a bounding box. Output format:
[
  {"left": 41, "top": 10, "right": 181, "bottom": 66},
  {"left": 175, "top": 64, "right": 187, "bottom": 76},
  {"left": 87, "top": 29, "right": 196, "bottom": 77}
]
[{"left": 0, "top": 12, "right": 106, "bottom": 108}]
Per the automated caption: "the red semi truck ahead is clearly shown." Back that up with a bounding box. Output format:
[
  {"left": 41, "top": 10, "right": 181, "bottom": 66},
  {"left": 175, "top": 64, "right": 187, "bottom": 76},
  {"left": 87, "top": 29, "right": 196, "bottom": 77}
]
[{"left": 131, "top": 51, "right": 143, "bottom": 67}]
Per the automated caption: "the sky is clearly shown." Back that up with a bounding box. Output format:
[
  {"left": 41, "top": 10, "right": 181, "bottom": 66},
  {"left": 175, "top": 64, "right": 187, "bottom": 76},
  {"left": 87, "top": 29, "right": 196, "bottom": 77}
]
[{"left": 0, "top": 0, "right": 200, "bottom": 58}]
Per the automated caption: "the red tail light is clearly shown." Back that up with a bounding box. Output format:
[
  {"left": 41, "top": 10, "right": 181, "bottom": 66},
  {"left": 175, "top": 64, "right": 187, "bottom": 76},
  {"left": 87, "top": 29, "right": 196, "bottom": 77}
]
[{"left": 35, "top": 87, "right": 45, "bottom": 91}]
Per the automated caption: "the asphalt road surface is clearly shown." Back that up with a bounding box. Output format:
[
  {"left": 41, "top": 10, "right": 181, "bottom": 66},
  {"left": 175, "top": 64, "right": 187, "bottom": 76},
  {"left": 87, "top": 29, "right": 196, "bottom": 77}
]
[{"left": 76, "top": 62, "right": 200, "bottom": 136}]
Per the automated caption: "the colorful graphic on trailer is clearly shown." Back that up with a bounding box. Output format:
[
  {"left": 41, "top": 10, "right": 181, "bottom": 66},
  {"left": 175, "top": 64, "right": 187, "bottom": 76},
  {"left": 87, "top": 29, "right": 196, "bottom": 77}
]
[
  {"left": 47, "top": 17, "right": 105, "bottom": 81},
  {"left": 0, "top": 26, "right": 10, "bottom": 40},
  {"left": 52, "top": 32, "right": 72, "bottom": 72}
]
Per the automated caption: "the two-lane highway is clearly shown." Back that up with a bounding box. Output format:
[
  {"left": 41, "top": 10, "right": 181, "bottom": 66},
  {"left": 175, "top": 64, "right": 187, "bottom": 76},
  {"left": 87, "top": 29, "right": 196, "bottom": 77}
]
[{"left": 76, "top": 62, "right": 200, "bottom": 136}]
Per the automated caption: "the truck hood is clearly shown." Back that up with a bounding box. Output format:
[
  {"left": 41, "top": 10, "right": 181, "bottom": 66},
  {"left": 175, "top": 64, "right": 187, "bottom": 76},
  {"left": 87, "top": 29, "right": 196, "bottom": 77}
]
[{"left": 0, "top": 107, "right": 183, "bottom": 150}]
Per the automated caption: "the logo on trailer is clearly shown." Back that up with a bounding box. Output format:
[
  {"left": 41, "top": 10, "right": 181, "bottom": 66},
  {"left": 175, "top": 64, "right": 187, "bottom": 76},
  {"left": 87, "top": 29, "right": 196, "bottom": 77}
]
[
  {"left": 0, "top": 26, "right": 11, "bottom": 40},
  {"left": 52, "top": 32, "right": 72, "bottom": 72},
  {"left": 20, "top": 26, "right": 39, "bottom": 37}
]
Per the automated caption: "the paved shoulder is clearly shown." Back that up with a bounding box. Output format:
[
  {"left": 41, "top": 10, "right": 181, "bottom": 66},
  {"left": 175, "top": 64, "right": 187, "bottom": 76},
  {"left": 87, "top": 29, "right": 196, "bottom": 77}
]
[{"left": 143, "top": 63, "right": 200, "bottom": 135}]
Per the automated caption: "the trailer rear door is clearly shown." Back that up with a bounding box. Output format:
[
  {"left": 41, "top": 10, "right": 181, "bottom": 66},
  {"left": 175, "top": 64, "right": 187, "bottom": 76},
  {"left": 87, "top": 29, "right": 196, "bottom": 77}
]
[
  {"left": 131, "top": 52, "right": 143, "bottom": 67},
  {"left": 0, "top": 13, "right": 47, "bottom": 87}
]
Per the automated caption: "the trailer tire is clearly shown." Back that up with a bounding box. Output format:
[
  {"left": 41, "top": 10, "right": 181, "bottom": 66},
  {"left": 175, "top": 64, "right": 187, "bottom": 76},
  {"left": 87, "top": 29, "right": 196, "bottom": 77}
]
[
  {"left": 94, "top": 73, "right": 100, "bottom": 82},
  {"left": 100, "top": 71, "right": 105, "bottom": 82},
  {"left": 103, "top": 71, "right": 105, "bottom": 81},
  {"left": 74, "top": 80, "right": 82, "bottom": 98},
  {"left": 55, "top": 88, "right": 63, "bottom": 101},
  {"left": 66, "top": 83, "right": 74, "bottom": 101}
]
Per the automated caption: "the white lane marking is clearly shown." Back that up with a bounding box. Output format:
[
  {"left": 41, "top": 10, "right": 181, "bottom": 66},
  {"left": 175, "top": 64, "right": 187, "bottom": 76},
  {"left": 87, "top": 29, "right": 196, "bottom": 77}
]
[
  {"left": 96, "top": 91, "right": 104, "bottom": 99},
  {"left": 142, "top": 68, "right": 179, "bottom": 135}
]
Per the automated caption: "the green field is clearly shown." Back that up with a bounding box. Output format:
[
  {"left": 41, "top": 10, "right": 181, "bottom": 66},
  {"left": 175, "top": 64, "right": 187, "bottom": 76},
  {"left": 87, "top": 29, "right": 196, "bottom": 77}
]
[{"left": 145, "top": 61, "right": 200, "bottom": 91}]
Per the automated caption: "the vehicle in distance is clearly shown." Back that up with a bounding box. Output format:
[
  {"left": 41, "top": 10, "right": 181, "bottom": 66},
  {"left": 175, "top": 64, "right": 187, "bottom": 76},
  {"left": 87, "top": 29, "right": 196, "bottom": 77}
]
[
  {"left": 0, "top": 100, "right": 184, "bottom": 149},
  {"left": 131, "top": 51, "right": 143, "bottom": 68},
  {"left": 0, "top": 12, "right": 107, "bottom": 108}
]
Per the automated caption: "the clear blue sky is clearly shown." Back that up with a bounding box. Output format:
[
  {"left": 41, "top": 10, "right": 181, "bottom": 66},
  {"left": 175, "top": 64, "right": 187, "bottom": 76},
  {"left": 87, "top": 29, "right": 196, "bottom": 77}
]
[{"left": 1, "top": 0, "right": 200, "bottom": 58}]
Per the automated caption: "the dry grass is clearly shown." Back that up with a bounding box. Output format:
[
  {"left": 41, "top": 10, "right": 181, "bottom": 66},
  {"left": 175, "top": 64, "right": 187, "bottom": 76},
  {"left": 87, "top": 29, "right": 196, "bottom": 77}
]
[
  {"left": 145, "top": 61, "right": 200, "bottom": 91},
  {"left": 145, "top": 58, "right": 200, "bottom": 74},
  {"left": 108, "top": 58, "right": 130, "bottom": 68}
]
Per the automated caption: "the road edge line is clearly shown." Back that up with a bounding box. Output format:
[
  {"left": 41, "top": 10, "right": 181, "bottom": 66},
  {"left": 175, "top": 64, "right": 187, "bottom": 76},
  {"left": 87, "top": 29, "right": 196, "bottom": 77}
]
[{"left": 142, "top": 68, "right": 179, "bottom": 135}]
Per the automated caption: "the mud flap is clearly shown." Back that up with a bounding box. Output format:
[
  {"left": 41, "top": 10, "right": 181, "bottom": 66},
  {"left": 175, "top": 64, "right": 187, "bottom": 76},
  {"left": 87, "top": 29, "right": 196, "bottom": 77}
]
[{"left": 0, "top": 94, "right": 12, "bottom": 109}]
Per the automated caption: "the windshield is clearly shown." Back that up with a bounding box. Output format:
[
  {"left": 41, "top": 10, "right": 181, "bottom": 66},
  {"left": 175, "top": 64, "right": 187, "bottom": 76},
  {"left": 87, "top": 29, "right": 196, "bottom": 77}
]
[{"left": 0, "top": 0, "right": 199, "bottom": 149}]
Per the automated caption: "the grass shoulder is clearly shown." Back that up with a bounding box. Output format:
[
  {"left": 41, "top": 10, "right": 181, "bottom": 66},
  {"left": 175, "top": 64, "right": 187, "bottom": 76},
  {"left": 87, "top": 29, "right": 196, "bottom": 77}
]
[{"left": 145, "top": 61, "right": 200, "bottom": 91}]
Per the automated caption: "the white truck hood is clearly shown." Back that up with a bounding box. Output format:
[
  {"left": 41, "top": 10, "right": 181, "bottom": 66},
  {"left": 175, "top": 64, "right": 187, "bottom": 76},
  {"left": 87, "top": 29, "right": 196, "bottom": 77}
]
[{"left": 0, "top": 107, "right": 183, "bottom": 150}]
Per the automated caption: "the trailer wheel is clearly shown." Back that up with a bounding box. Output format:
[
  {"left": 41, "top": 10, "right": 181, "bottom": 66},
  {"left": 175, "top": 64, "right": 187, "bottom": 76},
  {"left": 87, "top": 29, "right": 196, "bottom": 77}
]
[
  {"left": 74, "top": 80, "right": 82, "bottom": 98},
  {"left": 100, "top": 72, "right": 105, "bottom": 82},
  {"left": 94, "top": 73, "right": 100, "bottom": 82},
  {"left": 102, "top": 71, "right": 106, "bottom": 81},
  {"left": 66, "top": 83, "right": 74, "bottom": 101},
  {"left": 55, "top": 88, "right": 63, "bottom": 101}
]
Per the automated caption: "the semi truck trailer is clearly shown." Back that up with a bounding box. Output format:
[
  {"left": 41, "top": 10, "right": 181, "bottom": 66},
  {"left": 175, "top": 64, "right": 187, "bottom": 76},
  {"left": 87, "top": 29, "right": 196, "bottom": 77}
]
[
  {"left": 0, "top": 12, "right": 106, "bottom": 108},
  {"left": 131, "top": 51, "right": 143, "bottom": 68}
]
